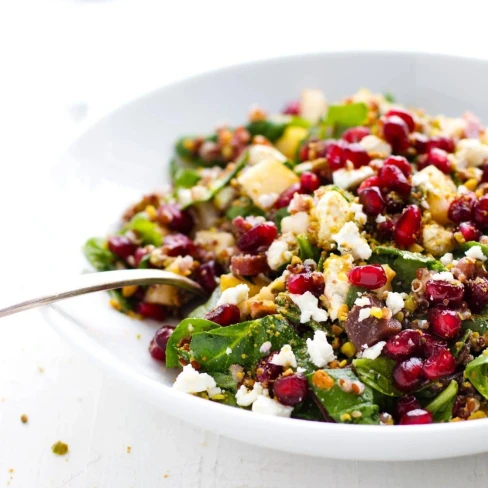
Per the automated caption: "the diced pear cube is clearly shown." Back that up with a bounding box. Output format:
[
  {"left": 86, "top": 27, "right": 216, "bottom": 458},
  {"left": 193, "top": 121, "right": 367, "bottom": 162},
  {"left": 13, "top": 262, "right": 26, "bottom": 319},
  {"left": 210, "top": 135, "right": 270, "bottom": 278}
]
[
  {"left": 300, "top": 89, "right": 327, "bottom": 124},
  {"left": 145, "top": 284, "right": 182, "bottom": 307},
  {"left": 195, "top": 231, "right": 235, "bottom": 255},
  {"left": 314, "top": 190, "right": 351, "bottom": 247},
  {"left": 275, "top": 126, "right": 309, "bottom": 159}
]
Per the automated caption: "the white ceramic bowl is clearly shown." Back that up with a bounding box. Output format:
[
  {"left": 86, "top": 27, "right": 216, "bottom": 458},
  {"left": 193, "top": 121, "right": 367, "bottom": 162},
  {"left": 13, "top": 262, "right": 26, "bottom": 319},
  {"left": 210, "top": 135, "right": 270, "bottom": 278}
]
[{"left": 43, "top": 52, "right": 488, "bottom": 461}]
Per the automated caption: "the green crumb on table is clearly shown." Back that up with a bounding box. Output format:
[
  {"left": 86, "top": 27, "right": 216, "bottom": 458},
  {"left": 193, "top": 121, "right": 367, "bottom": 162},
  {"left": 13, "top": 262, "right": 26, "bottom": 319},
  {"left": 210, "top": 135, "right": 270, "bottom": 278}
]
[
  {"left": 52, "top": 441, "right": 69, "bottom": 456},
  {"left": 20, "top": 414, "right": 28, "bottom": 424}
]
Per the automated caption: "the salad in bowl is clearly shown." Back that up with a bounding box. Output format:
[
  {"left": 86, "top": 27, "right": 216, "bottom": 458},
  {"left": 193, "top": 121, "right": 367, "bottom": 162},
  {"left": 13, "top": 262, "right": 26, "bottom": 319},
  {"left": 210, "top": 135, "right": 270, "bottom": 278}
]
[{"left": 84, "top": 88, "right": 488, "bottom": 426}]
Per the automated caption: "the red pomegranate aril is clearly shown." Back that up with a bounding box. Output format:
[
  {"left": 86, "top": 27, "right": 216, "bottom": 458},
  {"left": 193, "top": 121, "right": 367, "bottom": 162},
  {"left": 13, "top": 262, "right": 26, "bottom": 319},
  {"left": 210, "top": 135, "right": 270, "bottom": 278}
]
[
  {"left": 381, "top": 116, "right": 410, "bottom": 154},
  {"left": 274, "top": 183, "right": 302, "bottom": 209},
  {"left": 395, "top": 395, "right": 422, "bottom": 421},
  {"left": 108, "top": 235, "right": 137, "bottom": 260},
  {"left": 325, "top": 140, "right": 346, "bottom": 171},
  {"left": 383, "top": 155, "right": 412, "bottom": 177},
  {"left": 157, "top": 203, "right": 194, "bottom": 234},
  {"left": 422, "top": 348, "right": 456, "bottom": 380},
  {"left": 358, "top": 175, "right": 382, "bottom": 193},
  {"left": 429, "top": 308, "right": 461, "bottom": 339},
  {"left": 384, "top": 329, "right": 423, "bottom": 360},
  {"left": 348, "top": 264, "right": 387, "bottom": 290},
  {"left": 421, "top": 333, "right": 448, "bottom": 358},
  {"left": 399, "top": 409, "right": 433, "bottom": 425},
  {"left": 342, "top": 143, "right": 371, "bottom": 169},
  {"left": 256, "top": 352, "right": 283, "bottom": 385},
  {"left": 379, "top": 164, "right": 411, "bottom": 197},
  {"left": 342, "top": 126, "right": 371, "bottom": 143},
  {"left": 148, "top": 339, "right": 165, "bottom": 361},
  {"left": 482, "top": 163, "right": 488, "bottom": 183},
  {"left": 137, "top": 302, "right": 167, "bottom": 321},
  {"left": 424, "top": 280, "right": 464, "bottom": 306},
  {"left": 282, "top": 100, "right": 300, "bottom": 115},
  {"left": 418, "top": 148, "right": 451, "bottom": 174},
  {"left": 465, "top": 277, "right": 488, "bottom": 313},
  {"left": 134, "top": 247, "right": 150, "bottom": 267},
  {"left": 459, "top": 221, "right": 481, "bottom": 242},
  {"left": 194, "top": 260, "right": 222, "bottom": 293},
  {"left": 412, "top": 133, "right": 429, "bottom": 154},
  {"left": 385, "top": 108, "right": 416, "bottom": 132},
  {"left": 164, "top": 233, "right": 196, "bottom": 257},
  {"left": 394, "top": 205, "right": 421, "bottom": 248},
  {"left": 273, "top": 374, "right": 309, "bottom": 406},
  {"left": 448, "top": 194, "right": 476, "bottom": 223},
  {"left": 426, "top": 135, "right": 455, "bottom": 153},
  {"left": 287, "top": 272, "right": 325, "bottom": 298},
  {"left": 359, "top": 187, "right": 385, "bottom": 216},
  {"left": 473, "top": 195, "right": 488, "bottom": 228},
  {"left": 300, "top": 171, "right": 321, "bottom": 193},
  {"left": 393, "top": 357, "right": 424, "bottom": 392},
  {"left": 204, "top": 303, "right": 241, "bottom": 326},
  {"left": 237, "top": 222, "right": 277, "bottom": 253},
  {"left": 153, "top": 325, "right": 175, "bottom": 357},
  {"left": 377, "top": 219, "right": 395, "bottom": 241}
]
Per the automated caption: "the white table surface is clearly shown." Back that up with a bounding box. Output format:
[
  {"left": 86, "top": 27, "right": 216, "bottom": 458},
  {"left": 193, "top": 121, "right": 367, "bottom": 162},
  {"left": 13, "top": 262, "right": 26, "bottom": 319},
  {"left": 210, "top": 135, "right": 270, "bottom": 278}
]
[{"left": 2, "top": 1, "right": 488, "bottom": 486}]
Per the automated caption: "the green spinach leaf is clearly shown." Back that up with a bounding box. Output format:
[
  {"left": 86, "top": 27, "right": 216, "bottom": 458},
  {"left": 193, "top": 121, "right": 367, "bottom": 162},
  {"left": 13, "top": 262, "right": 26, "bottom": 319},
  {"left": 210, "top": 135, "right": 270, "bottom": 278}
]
[
  {"left": 462, "top": 310, "right": 488, "bottom": 334},
  {"left": 465, "top": 351, "right": 488, "bottom": 399},
  {"left": 353, "top": 357, "right": 402, "bottom": 397},
  {"left": 187, "top": 288, "right": 222, "bottom": 319},
  {"left": 173, "top": 168, "right": 201, "bottom": 189},
  {"left": 125, "top": 213, "right": 163, "bottom": 246},
  {"left": 425, "top": 380, "right": 458, "bottom": 422},
  {"left": 297, "top": 234, "right": 320, "bottom": 262},
  {"left": 83, "top": 237, "right": 115, "bottom": 271},
  {"left": 226, "top": 199, "right": 265, "bottom": 220},
  {"left": 324, "top": 102, "right": 368, "bottom": 127},
  {"left": 246, "top": 116, "right": 310, "bottom": 142},
  {"left": 452, "top": 329, "right": 471, "bottom": 358}
]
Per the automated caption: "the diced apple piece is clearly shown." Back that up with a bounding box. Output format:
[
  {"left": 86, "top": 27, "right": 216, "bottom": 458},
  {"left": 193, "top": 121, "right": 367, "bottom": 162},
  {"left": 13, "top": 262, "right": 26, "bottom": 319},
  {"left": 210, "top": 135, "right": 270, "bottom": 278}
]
[{"left": 275, "top": 126, "right": 309, "bottom": 159}]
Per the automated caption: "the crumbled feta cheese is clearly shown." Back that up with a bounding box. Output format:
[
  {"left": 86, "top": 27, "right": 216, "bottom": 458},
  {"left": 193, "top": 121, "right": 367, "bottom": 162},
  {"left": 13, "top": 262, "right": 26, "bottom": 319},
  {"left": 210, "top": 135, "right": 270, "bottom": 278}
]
[
  {"left": 251, "top": 394, "right": 294, "bottom": 417},
  {"left": 361, "top": 341, "right": 386, "bottom": 360},
  {"left": 270, "top": 344, "right": 297, "bottom": 369},
  {"left": 350, "top": 203, "right": 367, "bottom": 225},
  {"left": 322, "top": 254, "right": 354, "bottom": 321},
  {"left": 412, "top": 170, "right": 436, "bottom": 192},
  {"left": 456, "top": 139, "right": 488, "bottom": 167},
  {"left": 225, "top": 347, "right": 232, "bottom": 355},
  {"left": 290, "top": 291, "right": 329, "bottom": 323},
  {"left": 332, "top": 221, "right": 372, "bottom": 261},
  {"left": 173, "top": 365, "right": 219, "bottom": 396},
  {"left": 288, "top": 193, "right": 313, "bottom": 214},
  {"left": 465, "top": 245, "right": 487, "bottom": 261},
  {"left": 359, "top": 135, "right": 392, "bottom": 158},
  {"left": 386, "top": 292, "right": 405, "bottom": 315},
  {"left": 306, "top": 330, "right": 336, "bottom": 367},
  {"left": 440, "top": 253, "right": 454, "bottom": 266},
  {"left": 457, "top": 185, "right": 469, "bottom": 194},
  {"left": 332, "top": 166, "right": 375, "bottom": 190},
  {"left": 358, "top": 308, "right": 372, "bottom": 322},
  {"left": 297, "top": 367, "right": 307, "bottom": 374},
  {"left": 280, "top": 212, "right": 310, "bottom": 235},
  {"left": 257, "top": 192, "right": 279, "bottom": 209},
  {"left": 315, "top": 190, "right": 351, "bottom": 246},
  {"left": 375, "top": 214, "right": 387, "bottom": 223},
  {"left": 266, "top": 239, "right": 291, "bottom": 270},
  {"left": 235, "top": 382, "right": 264, "bottom": 407},
  {"left": 229, "top": 364, "right": 244, "bottom": 382},
  {"left": 431, "top": 271, "right": 454, "bottom": 281},
  {"left": 354, "top": 296, "right": 371, "bottom": 307},
  {"left": 259, "top": 341, "right": 272, "bottom": 354},
  {"left": 217, "top": 284, "right": 250, "bottom": 306}
]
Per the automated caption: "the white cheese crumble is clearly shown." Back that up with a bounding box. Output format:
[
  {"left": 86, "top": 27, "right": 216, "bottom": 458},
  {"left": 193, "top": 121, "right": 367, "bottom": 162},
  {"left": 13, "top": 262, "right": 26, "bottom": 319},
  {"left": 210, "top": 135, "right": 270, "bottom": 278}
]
[
  {"left": 290, "top": 291, "right": 329, "bottom": 323},
  {"left": 270, "top": 344, "right": 297, "bottom": 369},
  {"left": 306, "top": 330, "right": 336, "bottom": 367},
  {"left": 332, "top": 221, "right": 372, "bottom": 261},
  {"left": 386, "top": 292, "right": 405, "bottom": 315},
  {"left": 359, "top": 135, "right": 392, "bottom": 157},
  {"left": 257, "top": 192, "right": 279, "bottom": 209},
  {"left": 235, "top": 382, "right": 264, "bottom": 407},
  {"left": 440, "top": 253, "right": 454, "bottom": 266},
  {"left": 251, "top": 394, "right": 294, "bottom": 417},
  {"left": 376, "top": 214, "right": 387, "bottom": 223},
  {"left": 457, "top": 185, "right": 470, "bottom": 194},
  {"left": 280, "top": 212, "right": 310, "bottom": 235},
  {"left": 358, "top": 308, "right": 372, "bottom": 322},
  {"left": 225, "top": 347, "right": 232, "bottom": 355},
  {"left": 430, "top": 271, "right": 455, "bottom": 281},
  {"left": 297, "top": 367, "right": 307, "bottom": 374},
  {"left": 456, "top": 139, "right": 488, "bottom": 167},
  {"left": 259, "top": 341, "right": 272, "bottom": 354},
  {"left": 350, "top": 202, "right": 367, "bottom": 225},
  {"left": 354, "top": 296, "right": 371, "bottom": 307},
  {"left": 361, "top": 341, "right": 386, "bottom": 360},
  {"left": 332, "top": 166, "right": 375, "bottom": 190},
  {"left": 216, "top": 284, "right": 250, "bottom": 306},
  {"left": 465, "top": 245, "right": 487, "bottom": 261},
  {"left": 322, "top": 254, "right": 354, "bottom": 321},
  {"left": 266, "top": 239, "right": 291, "bottom": 270},
  {"left": 173, "top": 364, "right": 221, "bottom": 398},
  {"left": 315, "top": 190, "right": 351, "bottom": 246}
]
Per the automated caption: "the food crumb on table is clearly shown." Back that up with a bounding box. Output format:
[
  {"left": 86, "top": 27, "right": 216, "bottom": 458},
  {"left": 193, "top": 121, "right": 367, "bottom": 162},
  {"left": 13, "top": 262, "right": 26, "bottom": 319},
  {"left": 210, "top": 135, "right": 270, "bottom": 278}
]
[
  {"left": 51, "top": 441, "right": 69, "bottom": 456},
  {"left": 20, "top": 414, "right": 28, "bottom": 424},
  {"left": 126, "top": 446, "right": 132, "bottom": 454}
]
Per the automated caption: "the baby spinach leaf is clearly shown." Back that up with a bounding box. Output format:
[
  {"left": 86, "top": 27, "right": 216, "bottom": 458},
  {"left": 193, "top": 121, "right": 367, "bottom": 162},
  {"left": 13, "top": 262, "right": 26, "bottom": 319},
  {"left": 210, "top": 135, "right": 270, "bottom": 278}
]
[
  {"left": 173, "top": 168, "right": 201, "bottom": 189},
  {"left": 108, "top": 289, "right": 132, "bottom": 313},
  {"left": 384, "top": 92, "right": 395, "bottom": 103},
  {"left": 174, "top": 135, "right": 222, "bottom": 167},
  {"left": 353, "top": 357, "right": 402, "bottom": 397},
  {"left": 211, "top": 372, "right": 238, "bottom": 392},
  {"left": 452, "top": 329, "right": 471, "bottom": 358},
  {"left": 345, "top": 285, "right": 368, "bottom": 309},
  {"left": 226, "top": 199, "right": 265, "bottom": 220},
  {"left": 292, "top": 397, "right": 325, "bottom": 422},
  {"left": 425, "top": 380, "right": 458, "bottom": 422},
  {"left": 83, "top": 237, "right": 116, "bottom": 271},
  {"left": 297, "top": 234, "right": 320, "bottom": 262},
  {"left": 165, "top": 318, "right": 220, "bottom": 368},
  {"left": 246, "top": 116, "right": 310, "bottom": 142},
  {"left": 465, "top": 351, "right": 488, "bottom": 400},
  {"left": 187, "top": 288, "right": 222, "bottom": 319},
  {"left": 307, "top": 369, "right": 379, "bottom": 424},
  {"left": 324, "top": 102, "right": 368, "bottom": 127},
  {"left": 462, "top": 310, "right": 488, "bottom": 334},
  {"left": 460, "top": 241, "right": 488, "bottom": 258},
  {"left": 125, "top": 213, "right": 163, "bottom": 246}
]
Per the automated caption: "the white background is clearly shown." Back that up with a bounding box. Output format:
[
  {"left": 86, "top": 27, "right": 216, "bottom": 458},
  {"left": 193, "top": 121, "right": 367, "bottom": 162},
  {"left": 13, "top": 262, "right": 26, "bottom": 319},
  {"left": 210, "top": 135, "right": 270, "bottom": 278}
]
[{"left": 2, "top": 1, "right": 488, "bottom": 486}]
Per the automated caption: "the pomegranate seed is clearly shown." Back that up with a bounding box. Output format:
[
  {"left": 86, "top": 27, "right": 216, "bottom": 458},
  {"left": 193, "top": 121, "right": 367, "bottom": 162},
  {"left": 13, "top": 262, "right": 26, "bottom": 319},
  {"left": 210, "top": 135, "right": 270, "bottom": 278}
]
[
  {"left": 422, "top": 348, "right": 455, "bottom": 380},
  {"left": 194, "top": 260, "right": 222, "bottom": 293},
  {"left": 163, "top": 233, "right": 196, "bottom": 257},
  {"left": 424, "top": 280, "right": 464, "bottom": 306},
  {"left": 377, "top": 219, "right": 395, "bottom": 240},
  {"left": 383, "top": 155, "right": 412, "bottom": 177},
  {"left": 237, "top": 222, "right": 277, "bottom": 253},
  {"left": 282, "top": 100, "right": 300, "bottom": 115},
  {"left": 381, "top": 115, "right": 410, "bottom": 153},
  {"left": 427, "top": 135, "right": 455, "bottom": 153},
  {"left": 274, "top": 183, "right": 302, "bottom": 209},
  {"left": 482, "top": 163, "right": 488, "bottom": 183},
  {"left": 465, "top": 277, "right": 488, "bottom": 313},
  {"left": 149, "top": 325, "right": 175, "bottom": 361},
  {"left": 473, "top": 195, "right": 488, "bottom": 228},
  {"left": 148, "top": 339, "right": 165, "bottom": 361},
  {"left": 385, "top": 193, "right": 406, "bottom": 214},
  {"left": 342, "top": 126, "right": 371, "bottom": 143},
  {"left": 358, "top": 175, "right": 382, "bottom": 193},
  {"left": 399, "top": 409, "right": 433, "bottom": 425},
  {"left": 421, "top": 333, "right": 448, "bottom": 358},
  {"left": 379, "top": 164, "right": 411, "bottom": 197},
  {"left": 448, "top": 194, "right": 476, "bottom": 223},
  {"left": 342, "top": 143, "right": 371, "bottom": 169},
  {"left": 287, "top": 272, "right": 325, "bottom": 298},
  {"left": 134, "top": 247, "right": 150, "bottom": 267},
  {"left": 459, "top": 221, "right": 482, "bottom": 242},
  {"left": 325, "top": 140, "right": 347, "bottom": 171},
  {"left": 385, "top": 108, "right": 416, "bottom": 132},
  {"left": 428, "top": 308, "right": 461, "bottom": 339},
  {"left": 273, "top": 374, "right": 308, "bottom": 406},
  {"left": 204, "top": 303, "right": 241, "bottom": 326},
  {"left": 300, "top": 171, "right": 320, "bottom": 193},
  {"left": 108, "top": 235, "right": 137, "bottom": 260},
  {"left": 359, "top": 187, "right": 385, "bottom": 216},
  {"left": 394, "top": 205, "right": 421, "bottom": 248},
  {"left": 348, "top": 264, "right": 387, "bottom": 290},
  {"left": 137, "top": 302, "right": 167, "bottom": 321},
  {"left": 395, "top": 395, "right": 422, "bottom": 421},
  {"left": 393, "top": 357, "right": 424, "bottom": 392},
  {"left": 299, "top": 141, "right": 311, "bottom": 162},
  {"left": 256, "top": 352, "right": 283, "bottom": 386},
  {"left": 412, "top": 133, "right": 429, "bottom": 154},
  {"left": 417, "top": 148, "right": 451, "bottom": 174},
  {"left": 384, "top": 329, "right": 423, "bottom": 360},
  {"left": 157, "top": 203, "right": 194, "bottom": 234}
]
